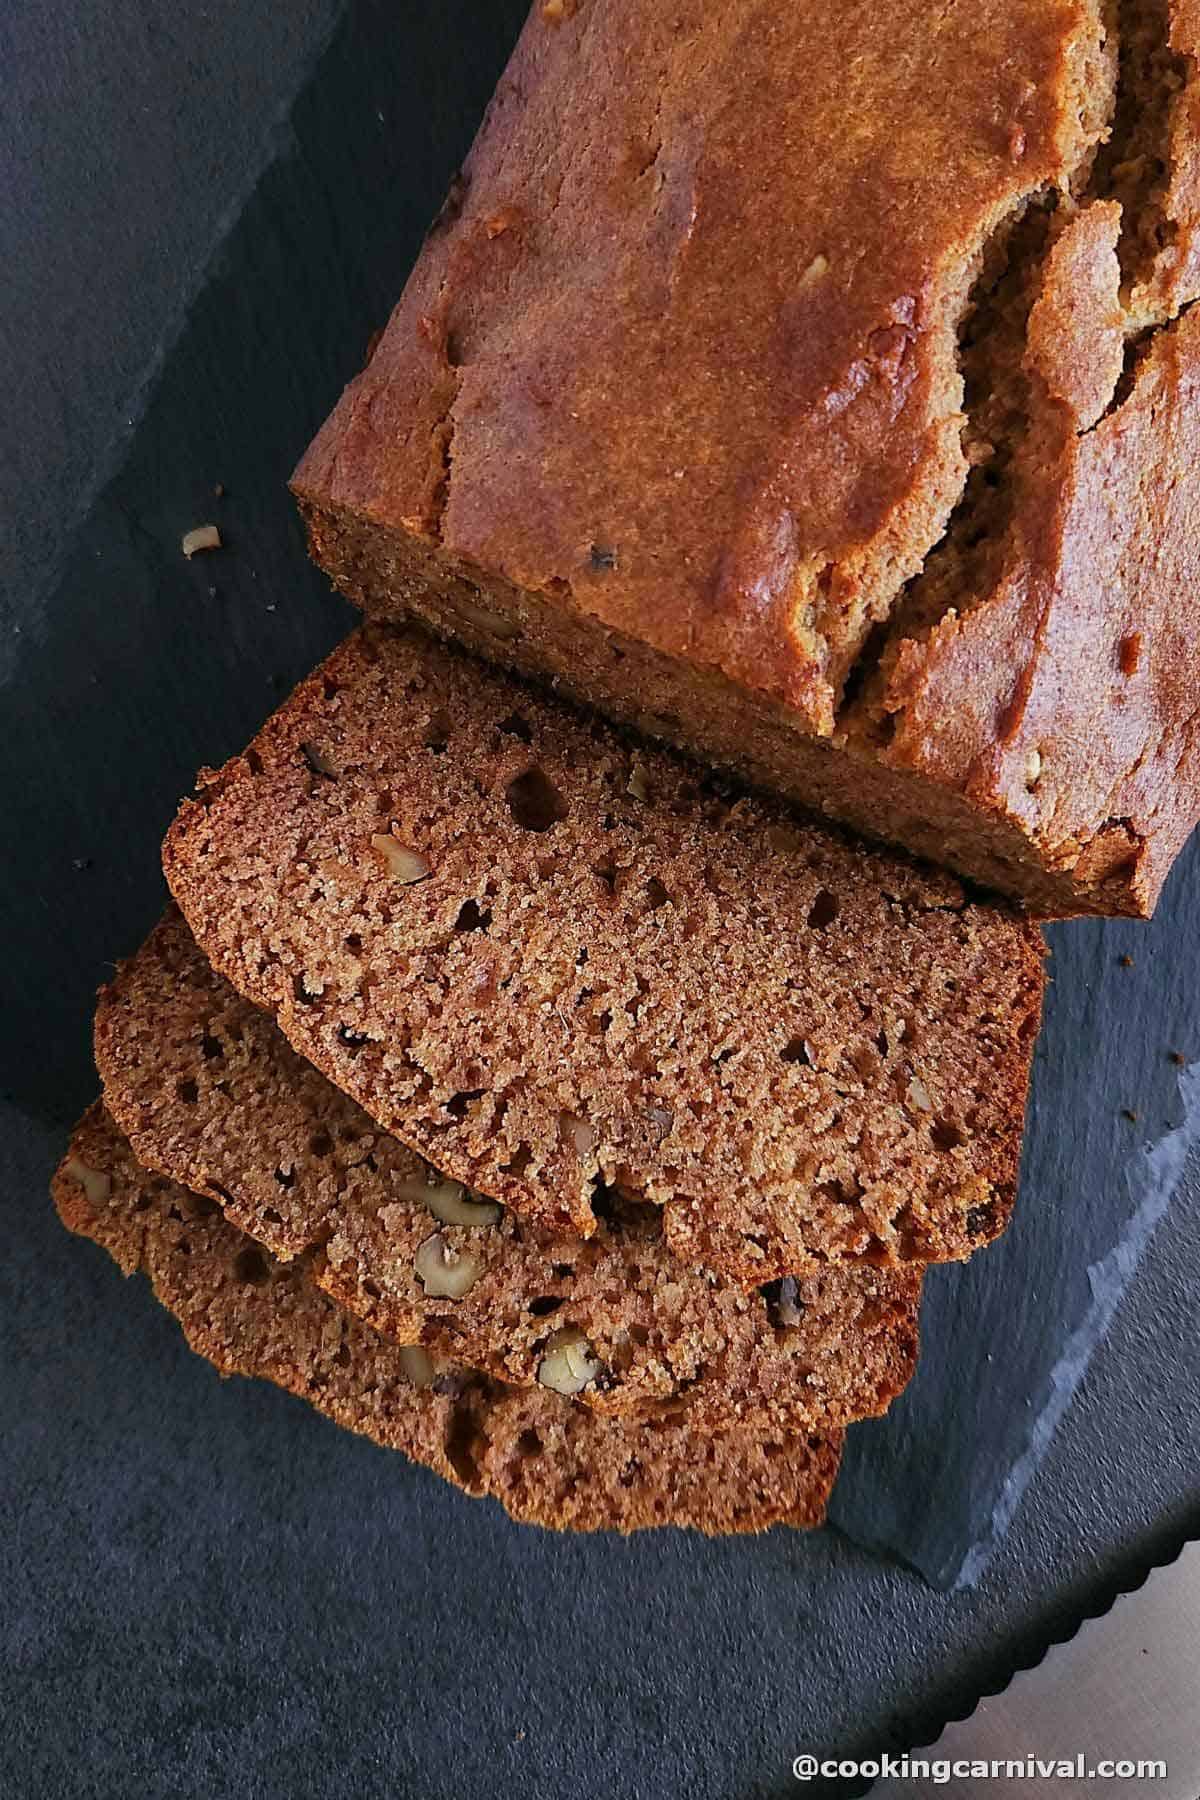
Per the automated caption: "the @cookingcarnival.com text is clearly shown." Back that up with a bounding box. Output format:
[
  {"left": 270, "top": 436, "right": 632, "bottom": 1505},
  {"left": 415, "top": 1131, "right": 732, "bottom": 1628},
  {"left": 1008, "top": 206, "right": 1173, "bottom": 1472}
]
[{"left": 792, "top": 1752, "right": 1168, "bottom": 1784}]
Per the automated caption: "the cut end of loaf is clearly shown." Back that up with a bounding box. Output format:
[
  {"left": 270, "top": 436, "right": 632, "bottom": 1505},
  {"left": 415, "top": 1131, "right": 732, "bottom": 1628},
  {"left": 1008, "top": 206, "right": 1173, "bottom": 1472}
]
[{"left": 162, "top": 623, "right": 1045, "bottom": 1286}]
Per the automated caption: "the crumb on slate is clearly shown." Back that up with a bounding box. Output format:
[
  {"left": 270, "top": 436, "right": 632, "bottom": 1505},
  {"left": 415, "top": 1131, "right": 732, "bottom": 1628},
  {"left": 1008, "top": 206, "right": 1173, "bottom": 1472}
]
[{"left": 182, "top": 524, "right": 222, "bottom": 559}]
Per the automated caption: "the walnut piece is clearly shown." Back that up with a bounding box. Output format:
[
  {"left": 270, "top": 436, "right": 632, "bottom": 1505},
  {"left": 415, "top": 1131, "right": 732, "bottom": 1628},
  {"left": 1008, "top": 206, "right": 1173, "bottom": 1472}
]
[
  {"left": 537, "top": 1327, "right": 600, "bottom": 1396},
  {"left": 397, "top": 1171, "right": 502, "bottom": 1228},
  {"left": 181, "top": 525, "right": 222, "bottom": 558},
  {"left": 370, "top": 834, "right": 430, "bottom": 884},
  {"left": 415, "top": 1231, "right": 482, "bottom": 1298},
  {"left": 64, "top": 1156, "right": 112, "bottom": 1209}
]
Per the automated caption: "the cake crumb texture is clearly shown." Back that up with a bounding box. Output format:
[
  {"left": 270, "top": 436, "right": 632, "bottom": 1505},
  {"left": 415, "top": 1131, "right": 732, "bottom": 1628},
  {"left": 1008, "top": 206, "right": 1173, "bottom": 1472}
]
[
  {"left": 95, "top": 909, "right": 922, "bottom": 1432},
  {"left": 163, "top": 625, "right": 1044, "bottom": 1283},
  {"left": 53, "top": 1106, "right": 842, "bottom": 1535}
]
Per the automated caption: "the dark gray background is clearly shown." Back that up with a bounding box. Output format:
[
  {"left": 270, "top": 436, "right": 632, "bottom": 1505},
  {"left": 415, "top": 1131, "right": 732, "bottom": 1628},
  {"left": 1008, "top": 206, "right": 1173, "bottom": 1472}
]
[{"left": 3, "top": 3, "right": 1198, "bottom": 1794}]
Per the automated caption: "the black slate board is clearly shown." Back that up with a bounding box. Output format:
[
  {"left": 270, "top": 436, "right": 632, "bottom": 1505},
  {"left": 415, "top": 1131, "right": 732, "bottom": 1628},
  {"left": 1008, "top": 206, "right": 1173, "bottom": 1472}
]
[{"left": 3, "top": 5, "right": 1200, "bottom": 1790}]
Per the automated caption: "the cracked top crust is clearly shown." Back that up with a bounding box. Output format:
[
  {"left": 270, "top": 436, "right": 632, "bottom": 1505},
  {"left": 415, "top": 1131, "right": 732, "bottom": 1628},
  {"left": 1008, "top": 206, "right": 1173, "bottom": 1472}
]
[
  {"left": 294, "top": 0, "right": 1111, "bottom": 731},
  {"left": 853, "top": 0, "right": 1200, "bottom": 912},
  {"left": 875, "top": 298, "right": 1200, "bottom": 911}
]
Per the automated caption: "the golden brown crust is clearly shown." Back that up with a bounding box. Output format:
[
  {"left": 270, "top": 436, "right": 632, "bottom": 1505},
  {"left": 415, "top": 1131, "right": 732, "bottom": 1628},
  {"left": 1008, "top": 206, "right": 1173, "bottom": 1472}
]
[
  {"left": 1025, "top": 202, "right": 1126, "bottom": 430},
  {"left": 297, "top": 0, "right": 1107, "bottom": 726},
  {"left": 95, "top": 908, "right": 922, "bottom": 1433},
  {"left": 294, "top": 0, "right": 1200, "bottom": 916},
  {"left": 162, "top": 625, "right": 1044, "bottom": 1283},
  {"left": 53, "top": 1106, "right": 841, "bottom": 1535}
]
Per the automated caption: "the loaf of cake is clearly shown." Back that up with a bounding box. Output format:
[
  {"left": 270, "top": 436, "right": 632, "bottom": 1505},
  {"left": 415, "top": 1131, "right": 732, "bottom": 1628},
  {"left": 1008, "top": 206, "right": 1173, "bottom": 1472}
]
[
  {"left": 54, "top": 1107, "right": 842, "bottom": 1535},
  {"left": 163, "top": 624, "right": 1044, "bottom": 1283},
  {"left": 95, "top": 909, "right": 921, "bottom": 1431},
  {"left": 293, "top": 0, "right": 1200, "bottom": 918}
]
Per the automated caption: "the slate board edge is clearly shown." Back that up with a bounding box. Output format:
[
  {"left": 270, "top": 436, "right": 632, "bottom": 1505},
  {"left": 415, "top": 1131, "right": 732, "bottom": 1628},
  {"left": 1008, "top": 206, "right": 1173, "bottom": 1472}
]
[{"left": 831, "top": 1062, "right": 1200, "bottom": 1589}]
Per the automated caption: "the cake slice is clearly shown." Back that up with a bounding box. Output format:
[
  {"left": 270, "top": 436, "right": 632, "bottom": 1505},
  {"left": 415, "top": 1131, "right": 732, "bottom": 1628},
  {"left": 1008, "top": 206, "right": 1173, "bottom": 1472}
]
[
  {"left": 53, "top": 1106, "right": 842, "bottom": 1536},
  {"left": 163, "top": 623, "right": 1045, "bottom": 1284},
  {"left": 94, "top": 908, "right": 922, "bottom": 1432}
]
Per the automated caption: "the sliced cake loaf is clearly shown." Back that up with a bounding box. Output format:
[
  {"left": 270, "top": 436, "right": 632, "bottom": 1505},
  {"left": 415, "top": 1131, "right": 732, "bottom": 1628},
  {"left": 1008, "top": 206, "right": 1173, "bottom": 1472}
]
[
  {"left": 54, "top": 1106, "right": 842, "bottom": 1535},
  {"left": 292, "top": 0, "right": 1200, "bottom": 918},
  {"left": 94, "top": 909, "right": 922, "bottom": 1432},
  {"left": 163, "top": 624, "right": 1045, "bottom": 1285}
]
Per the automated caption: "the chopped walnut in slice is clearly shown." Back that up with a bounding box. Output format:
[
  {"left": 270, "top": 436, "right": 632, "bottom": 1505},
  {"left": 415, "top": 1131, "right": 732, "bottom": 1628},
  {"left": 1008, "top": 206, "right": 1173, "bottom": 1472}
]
[
  {"left": 415, "top": 1231, "right": 482, "bottom": 1298},
  {"left": 537, "top": 1327, "right": 601, "bottom": 1395}
]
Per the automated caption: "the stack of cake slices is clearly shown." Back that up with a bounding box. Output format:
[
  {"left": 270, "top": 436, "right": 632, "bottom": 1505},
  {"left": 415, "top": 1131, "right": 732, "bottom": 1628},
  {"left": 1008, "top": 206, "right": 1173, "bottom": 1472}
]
[{"left": 55, "top": 622, "right": 1045, "bottom": 1535}]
